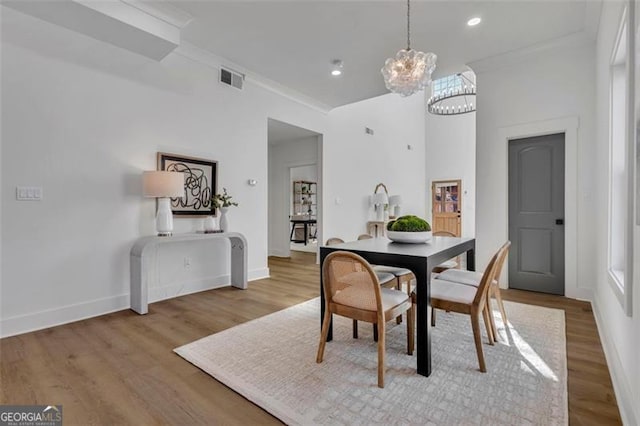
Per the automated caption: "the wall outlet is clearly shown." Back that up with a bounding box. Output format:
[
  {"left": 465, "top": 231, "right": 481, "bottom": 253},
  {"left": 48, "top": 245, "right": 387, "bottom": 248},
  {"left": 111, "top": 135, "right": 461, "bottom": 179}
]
[
  {"left": 16, "top": 186, "right": 43, "bottom": 201},
  {"left": 183, "top": 257, "right": 191, "bottom": 268}
]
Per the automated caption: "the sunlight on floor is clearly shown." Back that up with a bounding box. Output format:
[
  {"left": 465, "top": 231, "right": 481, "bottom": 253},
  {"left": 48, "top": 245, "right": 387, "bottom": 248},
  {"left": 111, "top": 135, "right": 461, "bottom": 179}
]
[{"left": 496, "top": 313, "right": 559, "bottom": 382}]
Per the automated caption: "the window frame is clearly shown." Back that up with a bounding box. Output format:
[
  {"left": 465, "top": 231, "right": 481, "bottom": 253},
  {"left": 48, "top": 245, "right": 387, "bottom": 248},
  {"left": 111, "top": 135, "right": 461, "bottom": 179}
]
[{"left": 607, "top": 4, "right": 635, "bottom": 317}]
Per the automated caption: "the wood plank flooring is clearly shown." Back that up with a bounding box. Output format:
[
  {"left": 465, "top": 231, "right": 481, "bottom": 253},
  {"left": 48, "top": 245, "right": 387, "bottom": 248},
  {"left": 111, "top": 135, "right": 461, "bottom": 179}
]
[{"left": 0, "top": 252, "right": 621, "bottom": 425}]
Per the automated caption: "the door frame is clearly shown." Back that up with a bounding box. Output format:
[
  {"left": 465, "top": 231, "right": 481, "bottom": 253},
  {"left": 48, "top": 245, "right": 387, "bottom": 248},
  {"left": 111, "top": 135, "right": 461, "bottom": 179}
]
[{"left": 497, "top": 116, "right": 587, "bottom": 300}]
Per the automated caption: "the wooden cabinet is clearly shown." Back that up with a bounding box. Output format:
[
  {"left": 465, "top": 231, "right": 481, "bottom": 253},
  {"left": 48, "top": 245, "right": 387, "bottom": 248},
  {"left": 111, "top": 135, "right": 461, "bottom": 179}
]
[{"left": 292, "top": 180, "right": 317, "bottom": 218}]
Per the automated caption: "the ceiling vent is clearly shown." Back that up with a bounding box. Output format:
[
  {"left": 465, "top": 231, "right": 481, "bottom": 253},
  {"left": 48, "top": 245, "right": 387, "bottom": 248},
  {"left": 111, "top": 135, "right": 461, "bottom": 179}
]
[{"left": 220, "top": 67, "right": 244, "bottom": 90}]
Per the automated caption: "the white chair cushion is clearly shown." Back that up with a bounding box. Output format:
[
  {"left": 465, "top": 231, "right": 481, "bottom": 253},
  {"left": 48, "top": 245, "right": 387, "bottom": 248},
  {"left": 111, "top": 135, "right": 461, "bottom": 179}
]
[
  {"left": 437, "top": 260, "right": 458, "bottom": 269},
  {"left": 334, "top": 287, "right": 408, "bottom": 311},
  {"left": 375, "top": 271, "right": 396, "bottom": 285},
  {"left": 373, "top": 265, "right": 413, "bottom": 277},
  {"left": 431, "top": 278, "right": 478, "bottom": 304},
  {"left": 437, "top": 269, "right": 497, "bottom": 287}
]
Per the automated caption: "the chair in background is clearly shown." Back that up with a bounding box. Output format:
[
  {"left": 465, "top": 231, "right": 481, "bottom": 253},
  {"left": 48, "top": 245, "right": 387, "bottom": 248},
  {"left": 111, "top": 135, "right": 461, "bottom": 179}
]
[
  {"left": 437, "top": 241, "right": 512, "bottom": 335},
  {"left": 431, "top": 230, "right": 460, "bottom": 273},
  {"left": 326, "top": 237, "right": 396, "bottom": 338},
  {"left": 413, "top": 243, "right": 506, "bottom": 372},
  {"left": 317, "top": 251, "right": 414, "bottom": 388}
]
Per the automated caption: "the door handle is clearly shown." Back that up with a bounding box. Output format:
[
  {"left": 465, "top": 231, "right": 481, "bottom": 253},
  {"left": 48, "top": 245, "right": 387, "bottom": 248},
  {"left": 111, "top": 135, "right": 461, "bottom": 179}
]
[{"left": 555, "top": 219, "right": 564, "bottom": 225}]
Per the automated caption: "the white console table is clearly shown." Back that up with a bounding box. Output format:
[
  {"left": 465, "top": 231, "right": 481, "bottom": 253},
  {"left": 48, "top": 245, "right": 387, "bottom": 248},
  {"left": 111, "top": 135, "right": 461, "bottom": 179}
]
[{"left": 130, "top": 232, "right": 248, "bottom": 314}]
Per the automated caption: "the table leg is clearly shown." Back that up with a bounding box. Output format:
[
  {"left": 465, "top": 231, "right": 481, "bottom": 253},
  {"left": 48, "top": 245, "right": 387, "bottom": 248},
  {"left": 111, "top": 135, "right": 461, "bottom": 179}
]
[
  {"left": 466, "top": 245, "right": 476, "bottom": 272},
  {"left": 289, "top": 222, "right": 295, "bottom": 242},
  {"left": 319, "top": 248, "right": 333, "bottom": 342},
  {"left": 304, "top": 222, "right": 308, "bottom": 245},
  {"left": 415, "top": 261, "right": 432, "bottom": 377}
]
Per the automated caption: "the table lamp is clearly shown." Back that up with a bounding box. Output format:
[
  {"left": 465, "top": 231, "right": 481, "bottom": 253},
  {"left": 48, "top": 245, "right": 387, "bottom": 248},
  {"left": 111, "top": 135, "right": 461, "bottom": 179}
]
[
  {"left": 143, "top": 171, "right": 185, "bottom": 236},
  {"left": 388, "top": 195, "right": 403, "bottom": 218}
]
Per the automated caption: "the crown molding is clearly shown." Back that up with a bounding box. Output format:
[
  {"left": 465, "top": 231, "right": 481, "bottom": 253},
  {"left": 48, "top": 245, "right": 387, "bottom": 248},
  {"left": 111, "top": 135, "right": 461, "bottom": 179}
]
[
  {"left": 173, "top": 42, "right": 332, "bottom": 114},
  {"left": 468, "top": 31, "right": 595, "bottom": 74}
]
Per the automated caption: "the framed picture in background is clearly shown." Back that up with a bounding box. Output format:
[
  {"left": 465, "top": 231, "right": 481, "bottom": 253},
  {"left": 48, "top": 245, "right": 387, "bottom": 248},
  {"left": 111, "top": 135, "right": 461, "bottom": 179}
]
[{"left": 158, "top": 152, "right": 218, "bottom": 216}]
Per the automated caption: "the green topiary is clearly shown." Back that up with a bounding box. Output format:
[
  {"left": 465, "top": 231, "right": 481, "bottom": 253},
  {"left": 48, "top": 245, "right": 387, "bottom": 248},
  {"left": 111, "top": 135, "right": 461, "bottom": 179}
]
[{"left": 387, "top": 215, "right": 431, "bottom": 232}]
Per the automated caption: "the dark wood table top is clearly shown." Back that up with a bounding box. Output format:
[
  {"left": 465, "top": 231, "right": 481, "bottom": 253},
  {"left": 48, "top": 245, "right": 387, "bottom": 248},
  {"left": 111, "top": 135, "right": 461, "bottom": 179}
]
[{"left": 320, "top": 236, "right": 474, "bottom": 258}]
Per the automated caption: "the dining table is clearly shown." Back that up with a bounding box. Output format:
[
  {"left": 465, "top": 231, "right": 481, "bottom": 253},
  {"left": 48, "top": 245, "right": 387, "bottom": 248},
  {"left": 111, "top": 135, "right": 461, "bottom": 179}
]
[{"left": 319, "top": 235, "right": 476, "bottom": 377}]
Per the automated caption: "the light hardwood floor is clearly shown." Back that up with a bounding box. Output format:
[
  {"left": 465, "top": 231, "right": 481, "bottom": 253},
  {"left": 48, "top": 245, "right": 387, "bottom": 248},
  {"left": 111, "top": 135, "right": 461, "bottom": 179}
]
[{"left": 0, "top": 252, "right": 621, "bottom": 425}]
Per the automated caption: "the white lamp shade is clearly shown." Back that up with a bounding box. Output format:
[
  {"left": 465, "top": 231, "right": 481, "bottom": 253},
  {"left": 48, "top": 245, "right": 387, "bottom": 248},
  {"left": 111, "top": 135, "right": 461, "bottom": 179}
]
[
  {"left": 143, "top": 171, "right": 185, "bottom": 198},
  {"left": 388, "top": 195, "right": 402, "bottom": 206},
  {"left": 372, "top": 192, "right": 389, "bottom": 205}
]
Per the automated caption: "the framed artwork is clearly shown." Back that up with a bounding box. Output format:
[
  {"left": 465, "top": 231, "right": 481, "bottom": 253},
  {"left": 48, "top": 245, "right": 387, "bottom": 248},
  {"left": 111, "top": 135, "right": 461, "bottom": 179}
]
[{"left": 157, "top": 152, "right": 218, "bottom": 216}]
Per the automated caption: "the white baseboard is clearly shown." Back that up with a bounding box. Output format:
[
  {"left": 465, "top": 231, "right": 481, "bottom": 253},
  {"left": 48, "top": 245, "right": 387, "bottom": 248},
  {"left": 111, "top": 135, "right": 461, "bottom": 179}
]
[
  {"left": 0, "top": 293, "right": 130, "bottom": 339},
  {"left": 1, "top": 268, "right": 271, "bottom": 339},
  {"left": 268, "top": 248, "right": 290, "bottom": 258},
  {"left": 249, "top": 267, "right": 270, "bottom": 281},
  {"left": 591, "top": 297, "right": 638, "bottom": 426}
]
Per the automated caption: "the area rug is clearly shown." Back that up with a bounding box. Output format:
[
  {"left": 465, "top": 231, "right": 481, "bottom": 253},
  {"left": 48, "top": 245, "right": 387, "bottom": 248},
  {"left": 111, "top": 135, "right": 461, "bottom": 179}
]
[{"left": 175, "top": 298, "right": 567, "bottom": 425}]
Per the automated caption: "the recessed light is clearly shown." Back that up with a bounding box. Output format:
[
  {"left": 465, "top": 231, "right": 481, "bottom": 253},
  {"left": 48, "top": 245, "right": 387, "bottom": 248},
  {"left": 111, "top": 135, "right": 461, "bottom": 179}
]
[
  {"left": 331, "top": 59, "right": 343, "bottom": 77},
  {"left": 467, "top": 17, "right": 481, "bottom": 26}
]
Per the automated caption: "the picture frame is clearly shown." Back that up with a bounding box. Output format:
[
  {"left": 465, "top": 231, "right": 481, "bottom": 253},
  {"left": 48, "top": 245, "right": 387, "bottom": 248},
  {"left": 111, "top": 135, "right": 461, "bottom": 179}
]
[{"left": 157, "top": 152, "right": 218, "bottom": 217}]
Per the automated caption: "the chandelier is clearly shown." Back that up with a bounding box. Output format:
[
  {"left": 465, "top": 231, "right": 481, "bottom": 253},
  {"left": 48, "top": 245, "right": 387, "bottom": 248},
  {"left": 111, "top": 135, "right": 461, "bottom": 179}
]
[
  {"left": 427, "top": 72, "right": 476, "bottom": 115},
  {"left": 381, "top": 0, "right": 437, "bottom": 97}
]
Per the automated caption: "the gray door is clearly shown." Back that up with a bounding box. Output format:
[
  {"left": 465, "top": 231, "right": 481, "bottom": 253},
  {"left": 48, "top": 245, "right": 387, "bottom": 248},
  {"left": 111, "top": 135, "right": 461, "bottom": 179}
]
[{"left": 508, "top": 134, "right": 565, "bottom": 295}]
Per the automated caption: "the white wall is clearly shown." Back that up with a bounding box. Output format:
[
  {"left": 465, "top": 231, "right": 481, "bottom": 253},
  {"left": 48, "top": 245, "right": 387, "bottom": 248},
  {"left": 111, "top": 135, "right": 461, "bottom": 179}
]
[
  {"left": 323, "top": 93, "right": 427, "bottom": 241},
  {"left": 267, "top": 136, "right": 318, "bottom": 257},
  {"left": 425, "top": 98, "right": 476, "bottom": 237},
  {"left": 474, "top": 43, "right": 597, "bottom": 300},
  {"left": 591, "top": 1, "right": 640, "bottom": 424},
  {"left": 0, "top": 7, "right": 329, "bottom": 337}
]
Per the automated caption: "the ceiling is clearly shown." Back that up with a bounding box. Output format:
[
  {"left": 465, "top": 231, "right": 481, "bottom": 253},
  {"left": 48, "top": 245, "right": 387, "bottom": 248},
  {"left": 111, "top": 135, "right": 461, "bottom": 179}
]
[{"left": 169, "top": 1, "right": 598, "bottom": 108}]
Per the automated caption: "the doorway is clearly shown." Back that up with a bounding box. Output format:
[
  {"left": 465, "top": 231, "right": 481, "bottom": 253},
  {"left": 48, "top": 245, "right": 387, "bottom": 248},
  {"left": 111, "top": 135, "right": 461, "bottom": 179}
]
[
  {"left": 508, "top": 133, "right": 565, "bottom": 295},
  {"left": 431, "top": 180, "right": 462, "bottom": 236},
  {"left": 267, "top": 119, "right": 322, "bottom": 258}
]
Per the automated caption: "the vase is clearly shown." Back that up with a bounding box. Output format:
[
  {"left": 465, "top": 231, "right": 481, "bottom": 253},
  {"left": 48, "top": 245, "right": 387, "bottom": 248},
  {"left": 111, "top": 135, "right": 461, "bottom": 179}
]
[{"left": 219, "top": 207, "right": 229, "bottom": 232}]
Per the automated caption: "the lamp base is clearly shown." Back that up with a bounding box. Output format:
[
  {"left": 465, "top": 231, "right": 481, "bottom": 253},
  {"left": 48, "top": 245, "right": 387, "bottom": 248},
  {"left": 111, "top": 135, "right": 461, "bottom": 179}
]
[{"left": 156, "top": 197, "right": 174, "bottom": 237}]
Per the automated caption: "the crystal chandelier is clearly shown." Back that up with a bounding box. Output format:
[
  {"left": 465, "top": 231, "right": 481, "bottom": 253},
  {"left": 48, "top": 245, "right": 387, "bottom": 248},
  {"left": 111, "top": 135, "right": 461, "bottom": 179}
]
[{"left": 381, "top": 0, "right": 437, "bottom": 97}]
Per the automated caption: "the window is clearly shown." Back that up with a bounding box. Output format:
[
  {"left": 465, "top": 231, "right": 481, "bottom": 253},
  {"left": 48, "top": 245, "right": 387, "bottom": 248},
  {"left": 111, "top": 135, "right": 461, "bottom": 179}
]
[
  {"left": 608, "top": 6, "right": 633, "bottom": 316},
  {"left": 431, "top": 74, "right": 464, "bottom": 98}
]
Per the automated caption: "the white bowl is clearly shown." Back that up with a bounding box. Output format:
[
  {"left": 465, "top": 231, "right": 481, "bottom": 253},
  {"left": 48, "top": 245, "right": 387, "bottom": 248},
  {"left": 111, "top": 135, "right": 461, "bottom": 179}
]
[{"left": 387, "top": 231, "right": 432, "bottom": 244}]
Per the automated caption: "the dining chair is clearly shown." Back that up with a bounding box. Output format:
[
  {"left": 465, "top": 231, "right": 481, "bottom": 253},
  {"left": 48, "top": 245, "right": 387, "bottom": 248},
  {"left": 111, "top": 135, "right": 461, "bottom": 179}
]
[
  {"left": 413, "top": 244, "right": 505, "bottom": 372},
  {"left": 317, "top": 251, "right": 414, "bottom": 388},
  {"left": 326, "top": 237, "right": 396, "bottom": 338},
  {"left": 357, "top": 233, "right": 416, "bottom": 324},
  {"left": 431, "top": 230, "right": 459, "bottom": 273},
  {"left": 436, "top": 241, "right": 512, "bottom": 335}
]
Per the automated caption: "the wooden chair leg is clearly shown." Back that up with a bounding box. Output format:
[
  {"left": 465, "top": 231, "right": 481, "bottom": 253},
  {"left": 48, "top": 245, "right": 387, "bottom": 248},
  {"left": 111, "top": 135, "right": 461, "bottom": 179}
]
[
  {"left": 352, "top": 319, "right": 358, "bottom": 338},
  {"left": 487, "top": 298, "right": 498, "bottom": 343},
  {"left": 407, "top": 306, "right": 414, "bottom": 355},
  {"left": 493, "top": 284, "right": 508, "bottom": 326},
  {"left": 482, "top": 304, "right": 495, "bottom": 345},
  {"left": 373, "top": 324, "right": 378, "bottom": 342},
  {"left": 316, "top": 309, "right": 332, "bottom": 363},
  {"left": 470, "top": 313, "right": 487, "bottom": 372},
  {"left": 377, "top": 321, "right": 386, "bottom": 388}
]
